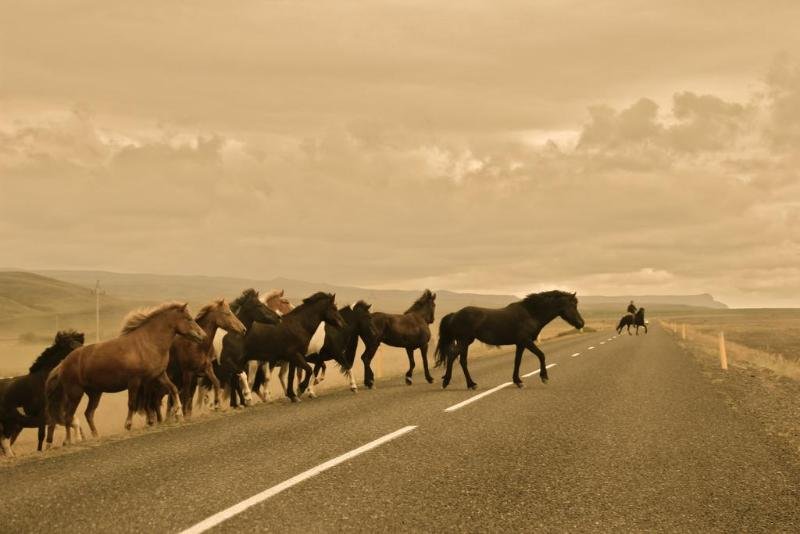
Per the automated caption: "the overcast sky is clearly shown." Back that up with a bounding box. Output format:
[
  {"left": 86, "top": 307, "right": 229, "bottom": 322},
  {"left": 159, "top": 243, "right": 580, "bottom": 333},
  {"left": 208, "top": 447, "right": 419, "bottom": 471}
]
[{"left": 2, "top": 1, "right": 800, "bottom": 307}]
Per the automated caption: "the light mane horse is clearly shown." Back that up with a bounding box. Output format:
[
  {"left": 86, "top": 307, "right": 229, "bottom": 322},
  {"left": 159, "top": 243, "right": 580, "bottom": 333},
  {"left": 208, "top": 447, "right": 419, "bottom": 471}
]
[{"left": 46, "top": 302, "right": 205, "bottom": 443}]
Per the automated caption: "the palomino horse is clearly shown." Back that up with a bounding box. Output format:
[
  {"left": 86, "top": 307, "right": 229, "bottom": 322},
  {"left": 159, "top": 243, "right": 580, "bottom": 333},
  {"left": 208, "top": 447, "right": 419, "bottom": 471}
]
[
  {"left": 360, "top": 289, "right": 436, "bottom": 389},
  {"left": 0, "top": 330, "right": 84, "bottom": 456},
  {"left": 45, "top": 302, "right": 206, "bottom": 443},
  {"left": 435, "top": 290, "right": 585, "bottom": 389},
  {"left": 234, "top": 292, "right": 345, "bottom": 402},
  {"left": 617, "top": 307, "right": 647, "bottom": 335},
  {"left": 202, "top": 289, "right": 281, "bottom": 408},
  {"left": 143, "top": 299, "right": 246, "bottom": 419},
  {"left": 254, "top": 300, "right": 378, "bottom": 397}
]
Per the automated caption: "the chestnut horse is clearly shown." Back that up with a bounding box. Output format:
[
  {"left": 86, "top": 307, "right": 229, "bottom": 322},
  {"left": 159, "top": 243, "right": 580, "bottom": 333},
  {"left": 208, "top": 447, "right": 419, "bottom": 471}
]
[
  {"left": 360, "top": 289, "right": 436, "bottom": 389},
  {"left": 45, "top": 302, "right": 205, "bottom": 443}
]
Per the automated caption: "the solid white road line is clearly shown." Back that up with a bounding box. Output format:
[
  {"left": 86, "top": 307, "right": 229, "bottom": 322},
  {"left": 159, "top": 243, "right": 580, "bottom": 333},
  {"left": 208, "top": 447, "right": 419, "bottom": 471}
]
[
  {"left": 444, "top": 364, "right": 558, "bottom": 413},
  {"left": 570, "top": 352, "right": 581, "bottom": 358},
  {"left": 179, "top": 426, "right": 417, "bottom": 534},
  {"left": 522, "top": 363, "right": 557, "bottom": 378}
]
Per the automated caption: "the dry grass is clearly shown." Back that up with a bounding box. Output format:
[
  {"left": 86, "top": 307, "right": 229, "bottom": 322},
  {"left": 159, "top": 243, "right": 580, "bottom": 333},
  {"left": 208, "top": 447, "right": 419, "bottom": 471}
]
[{"left": 660, "top": 317, "right": 800, "bottom": 380}]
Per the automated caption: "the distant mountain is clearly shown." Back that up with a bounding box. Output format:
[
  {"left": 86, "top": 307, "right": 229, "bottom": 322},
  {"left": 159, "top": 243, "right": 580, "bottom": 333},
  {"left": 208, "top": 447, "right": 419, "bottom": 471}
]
[
  {"left": 0, "top": 271, "right": 131, "bottom": 322},
  {"left": 34, "top": 270, "right": 517, "bottom": 314},
  {"left": 579, "top": 293, "right": 728, "bottom": 309}
]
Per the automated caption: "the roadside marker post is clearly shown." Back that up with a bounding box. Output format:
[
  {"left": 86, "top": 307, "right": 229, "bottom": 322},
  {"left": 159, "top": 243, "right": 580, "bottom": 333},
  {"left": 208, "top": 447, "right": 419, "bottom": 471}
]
[
  {"left": 681, "top": 324, "right": 686, "bottom": 340},
  {"left": 719, "top": 332, "right": 728, "bottom": 370}
]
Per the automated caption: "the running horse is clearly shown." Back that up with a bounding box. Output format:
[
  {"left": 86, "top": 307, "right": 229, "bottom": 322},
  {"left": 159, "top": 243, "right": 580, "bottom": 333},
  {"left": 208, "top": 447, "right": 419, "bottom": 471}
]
[
  {"left": 360, "top": 289, "right": 436, "bottom": 389},
  {"left": 45, "top": 302, "right": 206, "bottom": 443},
  {"left": 616, "top": 307, "right": 647, "bottom": 335},
  {"left": 0, "top": 330, "right": 84, "bottom": 456},
  {"left": 435, "top": 291, "right": 585, "bottom": 389}
]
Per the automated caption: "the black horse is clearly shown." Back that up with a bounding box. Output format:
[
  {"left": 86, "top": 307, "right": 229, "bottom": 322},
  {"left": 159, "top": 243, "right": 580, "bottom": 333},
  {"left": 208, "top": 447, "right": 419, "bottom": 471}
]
[
  {"left": 435, "top": 291, "right": 585, "bottom": 390},
  {"left": 230, "top": 292, "right": 345, "bottom": 403},
  {"left": 254, "top": 300, "right": 378, "bottom": 394},
  {"left": 196, "top": 288, "right": 281, "bottom": 409},
  {"left": 360, "top": 290, "right": 436, "bottom": 389},
  {"left": 0, "top": 330, "right": 84, "bottom": 456},
  {"left": 616, "top": 307, "right": 647, "bottom": 335}
]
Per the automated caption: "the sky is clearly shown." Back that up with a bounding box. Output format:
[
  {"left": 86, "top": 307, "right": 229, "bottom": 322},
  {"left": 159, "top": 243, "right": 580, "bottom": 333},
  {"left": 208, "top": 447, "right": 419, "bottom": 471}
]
[{"left": 1, "top": 1, "right": 800, "bottom": 307}]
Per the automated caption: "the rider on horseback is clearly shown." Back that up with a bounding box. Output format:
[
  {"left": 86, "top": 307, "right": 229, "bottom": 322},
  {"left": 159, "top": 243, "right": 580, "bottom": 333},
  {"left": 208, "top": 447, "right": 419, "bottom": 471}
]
[{"left": 627, "top": 300, "right": 637, "bottom": 316}]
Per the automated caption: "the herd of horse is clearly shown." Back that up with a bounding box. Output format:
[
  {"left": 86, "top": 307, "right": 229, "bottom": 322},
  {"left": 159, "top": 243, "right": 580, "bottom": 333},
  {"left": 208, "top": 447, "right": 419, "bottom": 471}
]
[{"left": 0, "top": 288, "right": 588, "bottom": 458}]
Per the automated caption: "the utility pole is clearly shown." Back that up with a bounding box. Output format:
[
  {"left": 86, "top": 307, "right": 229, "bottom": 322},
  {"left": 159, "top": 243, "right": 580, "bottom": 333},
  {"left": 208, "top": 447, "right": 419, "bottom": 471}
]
[{"left": 92, "top": 280, "right": 105, "bottom": 343}]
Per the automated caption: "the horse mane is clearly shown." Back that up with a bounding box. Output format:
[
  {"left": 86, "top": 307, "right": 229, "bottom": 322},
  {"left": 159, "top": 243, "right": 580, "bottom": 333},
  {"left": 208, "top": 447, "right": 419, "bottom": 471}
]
[
  {"left": 230, "top": 288, "right": 259, "bottom": 313},
  {"left": 260, "top": 289, "right": 283, "bottom": 304},
  {"left": 404, "top": 289, "right": 434, "bottom": 314},
  {"left": 29, "top": 330, "right": 84, "bottom": 373},
  {"left": 520, "top": 290, "right": 573, "bottom": 312},
  {"left": 284, "top": 292, "right": 334, "bottom": 317},
  {"left": 353, "top": 300, "right": 371, "bottom": 312},
  {"left": 195, "top": 298, "right": 225, "bottom": 322},
  {"left": 120, "top": 302, "right": 186, "bottom": 335}
]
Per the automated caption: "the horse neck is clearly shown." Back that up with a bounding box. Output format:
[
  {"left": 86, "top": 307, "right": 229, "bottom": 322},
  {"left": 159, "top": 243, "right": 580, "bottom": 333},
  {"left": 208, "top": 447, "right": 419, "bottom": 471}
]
[
  {"left": 132, "top": 317, "right": 178, "bottom": 352},
  {"left": 405, "top": 304, "right": 432, "bottom": 322},
  {"left": 195, "top": 314, "right": 218, "bottom": 351},
  {"left": 285, "top": 303, "right": 325, "bottom": 338},
  {"left": 236, "top": 309, "right": 257, "bottom": 330},
  {"left": 523, "top": 300, "right": 561, "bottom": 326}
]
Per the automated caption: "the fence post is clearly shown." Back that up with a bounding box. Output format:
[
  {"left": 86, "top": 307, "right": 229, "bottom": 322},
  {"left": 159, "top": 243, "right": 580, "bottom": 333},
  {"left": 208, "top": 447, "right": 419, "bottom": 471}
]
[
  {"left": 719, "top": 332, "right": 728, "bottom": 370},
  {"left": 681, "top": 324, "right": 686, "bottom": 340}
]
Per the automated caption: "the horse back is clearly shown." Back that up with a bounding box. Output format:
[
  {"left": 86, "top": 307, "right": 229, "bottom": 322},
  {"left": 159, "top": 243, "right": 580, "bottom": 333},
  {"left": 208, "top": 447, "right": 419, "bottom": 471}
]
[
  {"left": 452, "top": 305, "right": 538, "bottom": 345},
  {"left": 372, "top": 312, "right": 430, "bottom": 348}
]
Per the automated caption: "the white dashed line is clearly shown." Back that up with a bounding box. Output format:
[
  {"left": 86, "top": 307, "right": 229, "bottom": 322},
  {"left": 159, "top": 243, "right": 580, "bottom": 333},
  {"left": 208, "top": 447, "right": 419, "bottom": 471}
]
[
  {"left": 570, "top": 352, "right": 581, "bottom": 358},
  {"left": 599, "top": 341, "right": 606, "bottom": 345},
  {"left": 588, "top": 346, "right": 596, "bottom": 350},
  {"left": 179, "top": 426, "right": 417, "bottom": 534},
  {"left": 444, "top": 363, "right": 558, "bottom": 412}
]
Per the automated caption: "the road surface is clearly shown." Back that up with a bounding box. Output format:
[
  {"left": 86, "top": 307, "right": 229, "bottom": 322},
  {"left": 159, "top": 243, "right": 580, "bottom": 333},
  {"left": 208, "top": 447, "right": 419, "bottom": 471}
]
[{"left": 1, "top": 325, "right": 798, "bottom": 532}]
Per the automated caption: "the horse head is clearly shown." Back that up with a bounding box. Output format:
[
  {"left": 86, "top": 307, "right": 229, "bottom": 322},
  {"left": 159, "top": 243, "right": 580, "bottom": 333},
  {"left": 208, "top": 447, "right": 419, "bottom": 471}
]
[
  {"left": 559, "top": 292, "right": 585, "bottom": 330},
  {"left": 174, "top": 303, "right": 207, "bottom": 344}
]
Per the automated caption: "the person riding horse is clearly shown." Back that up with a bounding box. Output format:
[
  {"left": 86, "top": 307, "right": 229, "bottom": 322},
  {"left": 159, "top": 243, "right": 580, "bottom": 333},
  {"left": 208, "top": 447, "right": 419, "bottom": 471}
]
[{"left": 627, "top": 300, "right": 637, "bottom": 316}]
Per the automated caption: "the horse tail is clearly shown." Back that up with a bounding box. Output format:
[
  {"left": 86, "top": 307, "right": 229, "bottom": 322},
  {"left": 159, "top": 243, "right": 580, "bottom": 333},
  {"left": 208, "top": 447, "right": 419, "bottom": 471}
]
[
  {"left": 44, "top": 366, "right": 65, "bottom": 425},
  {"left": 435, "top": 313, "right": 456, "bottom": 367}
]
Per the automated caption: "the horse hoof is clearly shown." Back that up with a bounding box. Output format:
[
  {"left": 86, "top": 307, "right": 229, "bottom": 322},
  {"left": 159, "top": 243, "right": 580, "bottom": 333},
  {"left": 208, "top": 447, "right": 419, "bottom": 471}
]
[
  {"left": 290, "top": 397, "right": 301, "bottom": 404},
  {"left": 350, "top": 387, "right": 358, "bottom": 393},
  {"left": 468, "top": 383, "right": 478, "bottom": 390},
  {"left": 365, "top": 382, "right": 374, "bottom": 390},
  {"left": 405, "top": 377, "right": 412, "bottom": 385},
  {"left": 541, "top": 376, "right": 549, "bottom": 384},
  {"left": 426, "top": 376, "right": 434, "bottom": 384},
  {"left": 515, "top": 381, "right": 524, "bottom": 388},
  {"left": 313, "top": 379, "right": 319, "bottom": 385}
]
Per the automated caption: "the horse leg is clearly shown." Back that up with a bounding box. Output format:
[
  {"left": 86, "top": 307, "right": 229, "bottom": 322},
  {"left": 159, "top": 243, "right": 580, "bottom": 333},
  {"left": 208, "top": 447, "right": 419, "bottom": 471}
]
[
  {"left": 125, "top": 377, "right": 142, "bottom": 431},
  {"left": 296, "top": 355, "right": 316, "bottom": 398},
  {"left": 361, "top": 344, "right": 378, "bottom": 389},
  {"left": 513, "top": 344, "right": 525, "bottom": 387},
  {"left": 458, "top": 345, "right": 477, "bottom": 390},
  {"left": 420, "top": 343, "right": 434, "bottom": 384},
  {"left": 37, "top": 424, "right": 45, "bottom": 451},
  {"left": 84, "top": 390, "right": 103, "bottom": 437},
  {"left": 278, "top": 363, "right": 290, "bottom": 396},
  {"left": 180, "top": 370, "right": 195, "bottom": 417},
  {"left": 346, "top": 369, "right": 358, "bottom": 392},
  {"left": 204, "top": 365, "right": 222, "bottom": 412},
  {"left": 442, "top": 351, "right": 458, "bottom": 389},
  {"left": 62, "top": 385, "right": 83, "bottom": 444},
  {"left": 404, "top": 347, "right": 416, "bottom": 385},
  {"left": 0, "top": 432, "right": 12, "bottom": 458},
  {"left": 154, "top": 373, "right": 182, "bottom": 421},
  {"left": 45, "top": 423, "right": 55, "bottom": 449},
  {"left": 524, "top": 341, "right": 549, "bottom": 383},
  {"left": 286, "top": 361, "right": 299, "bottom": 403}
]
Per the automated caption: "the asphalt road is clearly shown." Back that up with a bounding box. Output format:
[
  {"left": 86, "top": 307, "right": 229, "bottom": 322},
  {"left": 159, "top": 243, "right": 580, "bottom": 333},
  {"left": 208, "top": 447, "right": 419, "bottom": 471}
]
[{"left": 1, "top": 325, "right": 798, "bottom": 532}]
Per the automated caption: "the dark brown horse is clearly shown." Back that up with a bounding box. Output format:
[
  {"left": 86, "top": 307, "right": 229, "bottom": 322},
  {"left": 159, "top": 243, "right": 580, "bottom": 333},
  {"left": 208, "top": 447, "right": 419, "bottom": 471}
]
[
  {"left": 617, "top": 307, "right": 647, "bottom": 335},
  {"left": 435, "top": 291, "right": 585, "bottom": 389},
  {"left": 45, "top": 302, "right": 206, "bottom": 444},
  {"left": 235, "top": 292, "right": 345, "bottom": 402},
  {"left": 360, "top": 289, "right": 436, "bottom": 389},
  {"left": 0, "top": 331, "right": 84, "bottom": 456}
]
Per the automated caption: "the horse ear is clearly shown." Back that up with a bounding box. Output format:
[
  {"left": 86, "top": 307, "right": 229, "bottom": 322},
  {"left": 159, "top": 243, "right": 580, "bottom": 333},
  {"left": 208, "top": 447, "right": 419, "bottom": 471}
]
[
  {"left": 279, "top": 289, "right": 284, "bottom": 296},
  {"left": 366, "top": 303, "right": 372, "bottom": 310},
  {"left": 181, "top": 302, "right": 189, "bottom": 310}
]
